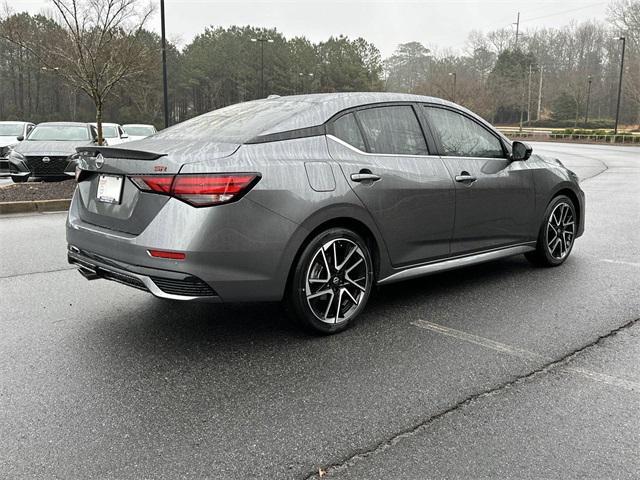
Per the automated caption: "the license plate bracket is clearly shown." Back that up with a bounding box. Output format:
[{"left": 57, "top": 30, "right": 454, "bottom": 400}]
[{"left": 97, "top": 174, "right": 124, "bottom": 204}]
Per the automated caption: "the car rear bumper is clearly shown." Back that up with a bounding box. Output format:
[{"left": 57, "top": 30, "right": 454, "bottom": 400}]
[
  {"left": 66, "top": 189, "right": 303, "bottom": 302},
  {"left": 68, "top": 246, "right": 221, "bottom": 301}
]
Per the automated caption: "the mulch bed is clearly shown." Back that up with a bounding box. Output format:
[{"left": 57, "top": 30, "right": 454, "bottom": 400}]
[{"left": 0, "top": 179, "right": 76, "bottom": 202}]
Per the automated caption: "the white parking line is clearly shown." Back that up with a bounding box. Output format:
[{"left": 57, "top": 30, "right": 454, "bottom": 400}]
[
  {"left": 598, "top": 258, "right": 640, "bottom": 268},
  {"left": 411, "top": 320, "right": 639, "bottom": 392}
]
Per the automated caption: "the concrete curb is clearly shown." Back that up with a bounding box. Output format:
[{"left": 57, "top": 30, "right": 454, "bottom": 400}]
[{"left": 0, "top": 199, "right": 71, "bottom": 215}]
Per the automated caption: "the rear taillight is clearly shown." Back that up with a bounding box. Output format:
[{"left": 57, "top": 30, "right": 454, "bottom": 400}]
[{"left": 130, "top": 173, "right": 260, "bottom": 207}]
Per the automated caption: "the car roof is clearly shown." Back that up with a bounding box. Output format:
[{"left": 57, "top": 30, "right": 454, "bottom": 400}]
[
  {"left": 90, "top": 122, "right": 121, "bottom": 127},
  {"left": 123, "top": 124, "right": 155, "bottom": 128},
  {"left": 0, "top": 121, "right": 30, "bottom": 125},
  {"left": 246, "top": 92, "right": 488, "bottom": 136},
  {"left": 36, "top": 122, "right": 90, "bottom": 127}
]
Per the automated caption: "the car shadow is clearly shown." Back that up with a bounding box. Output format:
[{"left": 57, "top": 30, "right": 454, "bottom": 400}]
[{"left": 84, "top": 254, "right": 540, "bottom": 357}]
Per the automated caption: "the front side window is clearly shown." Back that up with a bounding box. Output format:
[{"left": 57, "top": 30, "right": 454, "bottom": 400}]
[
  {"left": 101, "top": 126, "right": 118, "bottom": 138},
  {"left": 356, "top": 106, "right": 428, "bottom": 155},
  {"left": 331, "top": 113, "right": 366, "bottom": 151},
  {"left": 423, "top": 106, "right": 504, "bottom": 158}
]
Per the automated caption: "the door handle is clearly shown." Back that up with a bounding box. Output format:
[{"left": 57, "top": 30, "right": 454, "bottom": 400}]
[
  {"left": 455, "top": 171, "right": 477, "bottom": 184},
  {"left": 351, "top": 172, "right": 381, "bottom": 182}
]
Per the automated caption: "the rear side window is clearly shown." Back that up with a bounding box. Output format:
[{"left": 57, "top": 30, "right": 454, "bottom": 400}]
[
  {"left": 356, "top": 106, "right": 428, "bottom": 155},
  {"left": 331, "top": 113, "right": 366, "bottom": 151},
  {"left": 423, "top": 106, "right": 504, "bottom": 158}
]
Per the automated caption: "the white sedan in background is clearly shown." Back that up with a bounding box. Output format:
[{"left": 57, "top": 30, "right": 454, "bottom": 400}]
[
  {"left": 90, "top": 123, "right": 129, "bottom": 145},
  {"left": 122, "top": 124, "right": 157, "bottom": 142},
  {"left": 0, "top": 121, "right": 35, "bottom": 176}
]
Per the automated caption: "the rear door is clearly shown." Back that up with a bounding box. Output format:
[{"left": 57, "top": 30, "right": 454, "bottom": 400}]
[
  {"left": 422, "top": 105, "right": 534, "bottom": 254},
  {"left": 327, "top": 104, "right": 455, "bottom": 267}
]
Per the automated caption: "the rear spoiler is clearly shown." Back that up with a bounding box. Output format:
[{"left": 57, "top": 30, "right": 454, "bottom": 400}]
[{"left": 76, "top": 146, "right": 166, "bottom": 161}]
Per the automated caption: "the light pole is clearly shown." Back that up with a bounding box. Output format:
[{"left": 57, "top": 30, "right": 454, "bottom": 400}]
[
  {"left": 448, "top": 72, "right": 457, "bottom": 103},
  {"left": 537, "top": 65, "right": 543, "bottom": 121},
  {"left": 251, "top": 37, "right": 274, "bottom": 98},
  {"left": 584, "top": 75, "right": 593, "bottom": 127},
  {"left": 614, "top": 36, "right": 626, "bottom": 135},
  {"left": 298, "top": 72, "right": 314, "bottom": 94},
  {"left": 160, "top": 0, "right": 169, "bottom": 128}
]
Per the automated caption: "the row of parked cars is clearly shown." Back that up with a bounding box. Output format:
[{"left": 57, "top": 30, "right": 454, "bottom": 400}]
[{"left": 0, "top": 121, "right": 157, "bottom": 182}]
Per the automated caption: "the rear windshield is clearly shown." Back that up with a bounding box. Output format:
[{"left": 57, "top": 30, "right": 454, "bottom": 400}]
[
  {"left": 28, "top": 125, "right": 90, "bottom": 141},
  {"left": 0, "top": 123, "right": 23, "bottom": 136},
  {"left": 153, "top": 100, "right": 311, "bottom": 143},
  {"left": 123, "top": 125, "right": 155, "bottom": 136}
]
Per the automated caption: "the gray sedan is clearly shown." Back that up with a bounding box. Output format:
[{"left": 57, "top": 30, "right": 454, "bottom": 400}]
[
  {"left": 7, "top": 122, "right": 97, "bottom": 182},
  {"left": 66, "top": 93, "right": 585, "bottom": 334}
]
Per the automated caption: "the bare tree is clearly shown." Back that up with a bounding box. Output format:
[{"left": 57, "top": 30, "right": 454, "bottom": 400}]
[{"left": 0, "top": 0, "right": 154, "bottom": 144}]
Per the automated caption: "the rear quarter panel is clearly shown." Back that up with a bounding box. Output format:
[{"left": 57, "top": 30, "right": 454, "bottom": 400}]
[{"left": 181, "top": 135, "right": 394, "bottom": 283}]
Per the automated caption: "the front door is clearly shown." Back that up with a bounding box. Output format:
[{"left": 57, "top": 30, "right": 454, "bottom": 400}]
[
  {"left": 422, "top": 105, "right": 535, "bottom": 254},
  {"left": 327, "top": 104, "right": 455, "bottom": 267}
]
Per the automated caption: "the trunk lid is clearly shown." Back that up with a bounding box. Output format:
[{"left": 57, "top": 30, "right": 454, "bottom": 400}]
[{"left": 74, "top": 139, "right": 240, "bottom": 234}]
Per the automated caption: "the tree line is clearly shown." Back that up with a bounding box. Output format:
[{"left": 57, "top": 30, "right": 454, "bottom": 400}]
[{"left": 0, "top": 0, "right": 638, "bottom": 130}]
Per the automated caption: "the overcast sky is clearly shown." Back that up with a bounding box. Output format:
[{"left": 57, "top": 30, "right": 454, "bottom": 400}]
[{"left": 18, "top": 0, "right": 610, "bottom": 57}]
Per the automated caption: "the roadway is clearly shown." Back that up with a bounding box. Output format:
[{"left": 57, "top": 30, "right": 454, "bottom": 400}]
[{"left": 1, "top": 142, "right": 638, "bottom": 478}]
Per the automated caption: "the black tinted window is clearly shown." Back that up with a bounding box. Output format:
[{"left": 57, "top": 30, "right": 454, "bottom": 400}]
[
  {"left": 423, "top": 106, "right": 504, "bottom": 158},
  {"left": 332, "top": 113, "right": 366, "bottom": 151},
  {"left": 356, "top": 106, "right": 428, "bottom": 155}
]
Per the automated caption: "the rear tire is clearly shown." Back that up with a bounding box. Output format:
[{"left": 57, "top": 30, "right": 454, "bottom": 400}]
[
  {"left": 526, "top": 195, "right": 577, "bottom": 267},
  {"left": 285, "top": 228, "right": 373, "bottom": 334}
]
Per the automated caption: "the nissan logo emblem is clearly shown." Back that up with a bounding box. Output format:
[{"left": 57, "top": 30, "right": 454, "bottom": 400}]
[
  {"left": 95, "top": 153, "right": 104, "bottom": 169},
  {"left": 42, "top": 156, "right": 50, "bottom": 163}
]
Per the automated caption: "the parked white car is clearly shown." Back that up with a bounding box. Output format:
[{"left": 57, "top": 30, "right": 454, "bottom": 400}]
[
  {"left": 90, "top": 122, "right": 129, "bottom": 146},
  {"left": 0, "top": 121, "right": 35, "bottom": 176},
  {"left": 122, "top": 124, "right": 157, "bottom": 142}
]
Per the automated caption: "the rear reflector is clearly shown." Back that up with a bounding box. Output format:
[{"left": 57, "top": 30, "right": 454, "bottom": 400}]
[
  {"left": 130, "top": 173, "right": 260, "bottom": 207},
  {"left": 148, "top": 249, "right": 186, "bottom": 260}
]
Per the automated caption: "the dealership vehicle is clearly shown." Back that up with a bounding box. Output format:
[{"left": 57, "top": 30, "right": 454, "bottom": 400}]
[
  {"left": 121, "top": 124, "right": 157, "bottom": 142},
  {"left": 7, "top": 122, "right": 97, "bottom": 182},
  {"left": 0, "top": 121, "right": 35, "bottom": 176},
  {"left": 90, "top": 122, "right": 129, "bottom": 145},
  {"left": 67, "top": 93, "right": 585, "bottom": 334}
]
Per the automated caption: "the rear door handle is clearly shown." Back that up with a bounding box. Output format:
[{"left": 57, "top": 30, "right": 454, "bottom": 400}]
[
  {"left": 351, "top": 172, "right": 381, "bottom": 182},
  {"left": 455, "top": 171, "right": 477, "bottom": 183}
]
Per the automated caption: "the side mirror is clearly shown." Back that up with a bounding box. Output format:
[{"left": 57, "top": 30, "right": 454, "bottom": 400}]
[
  {"left": 512, "top": 141, "right": 532, "bottom": 161},
  {"left": 17, "top": 135, "right": 24, "bottom": 142}
]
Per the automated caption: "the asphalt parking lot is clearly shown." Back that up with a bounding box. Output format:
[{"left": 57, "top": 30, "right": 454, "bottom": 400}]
[{"left": 1, "top": 142, "right": 639, "bottom": 479}]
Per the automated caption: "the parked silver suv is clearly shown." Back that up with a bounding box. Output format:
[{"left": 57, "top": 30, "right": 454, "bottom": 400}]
[{"left": 67, "top": 93, "right": 585, "bottom": 334}]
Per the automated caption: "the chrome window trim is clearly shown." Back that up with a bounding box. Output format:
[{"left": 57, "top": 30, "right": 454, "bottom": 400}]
[{"left": 326, "top": 134, "right": 442, "bottom": 159}]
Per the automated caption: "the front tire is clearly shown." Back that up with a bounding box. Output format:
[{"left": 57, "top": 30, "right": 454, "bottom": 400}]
[
  {"left": 526, "top": 195, "right": 577, "bottom": 267},
  {"left": 11, "top": 175, "right": 28, "bottom": 183},
  {"left": 286, "top": 228, "right": 374, "bottom": 334}
]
